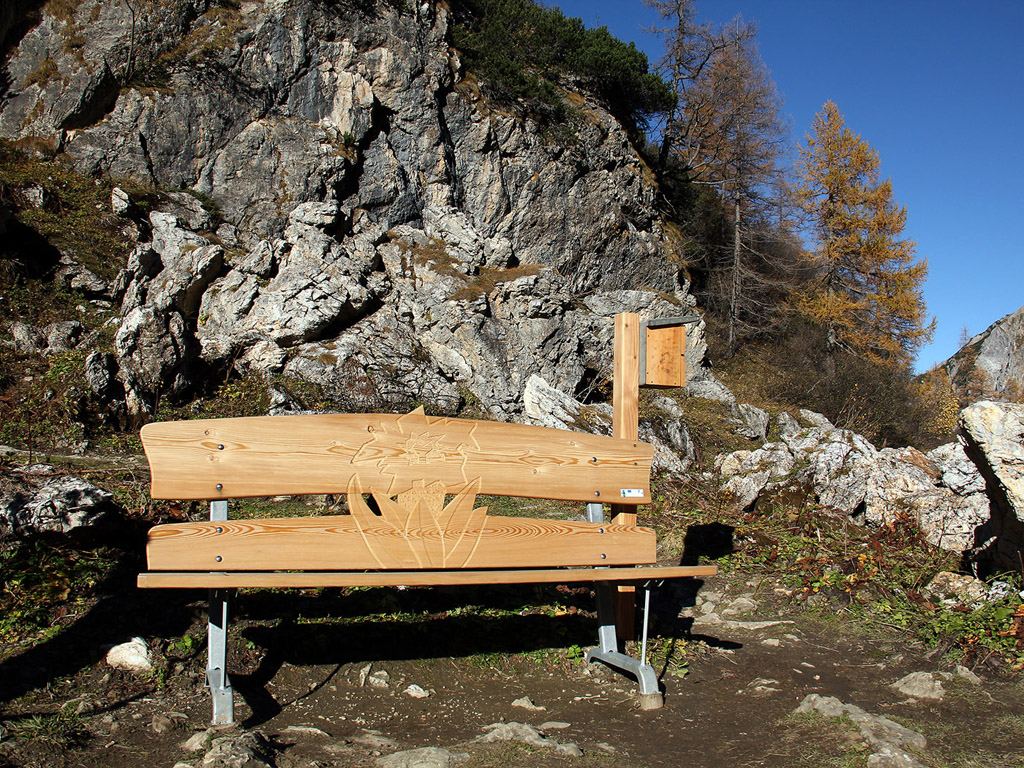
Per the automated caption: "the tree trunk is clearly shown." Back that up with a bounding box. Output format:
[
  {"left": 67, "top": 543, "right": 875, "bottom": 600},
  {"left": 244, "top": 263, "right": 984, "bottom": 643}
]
[{"left": 728, "top": 199, "right": 740, "bottom": 355}]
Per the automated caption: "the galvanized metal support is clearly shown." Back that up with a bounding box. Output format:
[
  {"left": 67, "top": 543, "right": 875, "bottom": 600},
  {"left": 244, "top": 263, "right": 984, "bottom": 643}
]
[
  {"left": 585, "top": 501, "right": 663, "bottom": 709},
  {"left": 207, "top": 500, "right": 234, "bottom": 725}
]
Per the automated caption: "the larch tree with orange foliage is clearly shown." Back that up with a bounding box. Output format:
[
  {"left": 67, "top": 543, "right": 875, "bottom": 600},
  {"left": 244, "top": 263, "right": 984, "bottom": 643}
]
[{"left": 796, "top": 101, "right": 934, "bottom": 366}]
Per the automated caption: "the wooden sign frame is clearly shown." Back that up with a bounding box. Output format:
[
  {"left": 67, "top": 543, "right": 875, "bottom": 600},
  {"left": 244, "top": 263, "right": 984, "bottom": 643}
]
[{"left": 611, "top": 312, "right": 698, "bottom": 637}]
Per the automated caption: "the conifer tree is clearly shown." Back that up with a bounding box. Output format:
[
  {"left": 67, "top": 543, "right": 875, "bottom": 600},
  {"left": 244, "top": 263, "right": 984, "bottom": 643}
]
[
  {"left": 796, "top": 101, "right": 933, "bottom": 366},
  {"left": 681, "top": 33, "right": 794, "bottom": 353}
]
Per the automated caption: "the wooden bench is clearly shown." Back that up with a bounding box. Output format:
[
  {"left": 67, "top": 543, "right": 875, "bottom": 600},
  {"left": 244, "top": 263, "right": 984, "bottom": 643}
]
[{"left": 137, "top": 408, "right": 715, "bottom": 722}]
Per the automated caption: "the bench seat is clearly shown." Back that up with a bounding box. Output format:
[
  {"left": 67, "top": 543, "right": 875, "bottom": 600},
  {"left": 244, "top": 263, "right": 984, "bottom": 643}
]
[{"left": 138, "top": 564, "right": 717, "bottom": 589}]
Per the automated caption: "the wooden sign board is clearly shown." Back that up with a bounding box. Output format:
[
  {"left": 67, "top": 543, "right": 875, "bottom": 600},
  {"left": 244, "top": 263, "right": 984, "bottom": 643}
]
[{"left": 639, "top": 317, "right": 695, "bottom": 388}]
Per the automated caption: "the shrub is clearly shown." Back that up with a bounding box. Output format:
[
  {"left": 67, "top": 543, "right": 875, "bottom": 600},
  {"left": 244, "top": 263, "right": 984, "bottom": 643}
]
[
  {"left": 718, "top": 318, "right": 954, "bottom": 449},
  {"left": 451, "top": 0, "right": 673, "bottom": 133}
]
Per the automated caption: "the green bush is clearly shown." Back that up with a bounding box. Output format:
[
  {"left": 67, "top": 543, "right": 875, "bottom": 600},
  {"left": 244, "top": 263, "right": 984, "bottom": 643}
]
[{"left": 452, "top": 0, "right": 673, "bottom": 132}]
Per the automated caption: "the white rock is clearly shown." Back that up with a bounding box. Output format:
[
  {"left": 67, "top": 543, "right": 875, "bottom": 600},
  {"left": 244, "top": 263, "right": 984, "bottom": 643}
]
[
  {"left": 111, "top": 187, "right": 131, "bottom": 215},
  {"left": 181, "top": 729, "right": 215, "bottom": 752},
  {"left": 403, "top": 684, "right": 431, "bottom": 699},
  {"left": 960, "top": 401, "right": 1024, "bottom": 572},
  {"left": 511, "top": 696, "right": 546, "bottom": 711},
  {"left": 106, "top": 637, "right": 152, "bottom": 673},
  {"left": 891, "top": 671, "right": 945, "bottom": 701},
  {"left": 367, "top": 670, "right": 390, "bottom": 688},
  {"left": 798, "top": 409, "right": 834, "bottom": 428},
  {"left": 955, "top": 665, "right": 982, "bottom": 685},
  {"left": 377, "top": 746, "right": 468, "bottom": 768},
  {"left": 476, "top": 722, "right": 581, "bottom": 757}
]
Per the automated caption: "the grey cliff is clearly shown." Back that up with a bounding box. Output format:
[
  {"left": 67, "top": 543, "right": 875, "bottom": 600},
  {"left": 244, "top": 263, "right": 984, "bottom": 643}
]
[{"left": 1, "top": 0, "right": 706, "bottom": 426}]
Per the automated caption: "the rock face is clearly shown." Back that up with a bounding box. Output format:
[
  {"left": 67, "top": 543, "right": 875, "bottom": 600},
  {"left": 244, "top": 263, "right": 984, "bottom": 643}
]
[
  {"left": 944, "top": 304, "right": 1024, "bottom": 402},
  {"left": 717, "top": 425, "right": 991, "bottom": 554},
  {"left": 959, "top": 401, "right": 1024, "bottom": 573},
  {"left": 0, "top": 0, "right": 704, "bottom": 422}
]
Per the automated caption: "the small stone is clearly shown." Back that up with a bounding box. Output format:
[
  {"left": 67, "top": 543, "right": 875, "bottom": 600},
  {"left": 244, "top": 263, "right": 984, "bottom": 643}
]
[
  {"left": 152, "top": 713, "right": 175, "bottom": 734},
  {"left": 376, "top": 746, "right": 469, "bottom": 768},
  {"left": 368, "top": 670, "right": 390, "bottom": 688},
  {"left": 181, "top": 729, "right": 214, "bottom": 752},
  {"left": 747, "top": 678, "right": 780, "bottom": 694},
  {"left": 511, "top": 696, "right": 546, "bottom": 711},
  {"left": 477, "top": 722, "right": 581, "bottom": 757},
  {"left": 280, "top": 725, "right": 331, "bottom": 738},
  {"left": 200, "top": 732, "right": 274, "bottom": 768},
  {"left": 350, "top": 730, "right": 401, "bottom": 751},
  {"left": 111, "top": 187, "right": 131, "bottom": 215},
  {"left": 403, "top": 684, "right": 431, "bottom": 699},
  {"left": 891, "top": 672, "right": 945, "bottom": 701},
  {"left": 359, "top": 663, "right": 373, "bottom": 686},
  {"left": 761, "top": 638, "right": 781, "bottom": 647},
  {"left": 539, "top": 722, "right": 571, "bottom": 730},
  {"left": 73, "top": 697, "right": 97, "bottom": 715},
  {"left": 24, "top": 185, "right": 46, "bottom": 208},
  {"left": 867, "top": 742, "right": 927, "bottom": 768},
  {"left": 955, "top": 665, "right": 982, "bottom": 685},
  {"left": 722, "top": 597, "right": 757, "bottom": 615}
]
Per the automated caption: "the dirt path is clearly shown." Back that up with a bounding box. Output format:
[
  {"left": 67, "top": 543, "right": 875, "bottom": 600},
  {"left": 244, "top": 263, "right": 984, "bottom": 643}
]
[{"left": 1, "top": 572, "right": 1022, "bottom": 768}]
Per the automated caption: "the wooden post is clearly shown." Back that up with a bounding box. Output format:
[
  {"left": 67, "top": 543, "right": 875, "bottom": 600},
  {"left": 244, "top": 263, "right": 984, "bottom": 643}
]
[{"left": 611, "top": 313, "right": 640, "bottom": 640}]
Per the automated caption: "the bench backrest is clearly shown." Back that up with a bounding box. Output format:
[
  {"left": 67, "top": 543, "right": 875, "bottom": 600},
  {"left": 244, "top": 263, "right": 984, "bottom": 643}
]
[
  {"left": 141, "top": 408, "right": 654, "bottom": 504},
  {"left": 140, "top": 409, "right": 658, "bottom": 572}
]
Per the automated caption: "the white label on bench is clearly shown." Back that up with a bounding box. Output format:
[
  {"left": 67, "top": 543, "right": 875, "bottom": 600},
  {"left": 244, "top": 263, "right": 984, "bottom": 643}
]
[{"left": 620, "top": 488, "right": 645, "bottom": 498}]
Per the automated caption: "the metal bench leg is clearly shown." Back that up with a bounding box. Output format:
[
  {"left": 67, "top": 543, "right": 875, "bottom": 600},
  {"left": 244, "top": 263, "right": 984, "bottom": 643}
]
[
  {"left": 585, "top": 503, "right": 663, "bottom": 710},
  {"left": 208, "top": 587, "right": 234, "bottom": 724},
  {"left": 207, "top": 499, "right": 234, "bottom": 724}
]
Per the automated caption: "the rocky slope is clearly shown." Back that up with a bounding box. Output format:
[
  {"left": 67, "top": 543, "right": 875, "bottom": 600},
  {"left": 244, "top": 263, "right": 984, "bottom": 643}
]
[
  {"left": 944, "top": 304, "right": 1024, "bottom": 403},
  {"left": 715, "top": 400, "right": 1024, "bottom": 576},
  {"left": 1, "top": 0, "right": 704, "bottom": 426}
]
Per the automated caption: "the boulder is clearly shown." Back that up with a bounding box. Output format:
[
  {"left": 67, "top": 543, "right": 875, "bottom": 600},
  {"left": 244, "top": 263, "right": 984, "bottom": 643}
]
[
  {"left": 734, "top": 403, "right": 769, "bottom": 441},
  {"left": 959, "top": 401, "right": 1024, "bottom": 573},
  {"left": 43, "top": 320, "right": 83, "bottom": 353},
  {"left": 54, "top": 255, "right": 109, "bottom": 297},
  {"left": 105, "top": 637, "right": 152, "bottom": 673},
  {"left": 10, "top": 321, "right": 46, "bottom": 352},
  {"left": 718, "top": 423, "right": 991, "bottom": 553},
  {"left": 147, "top": 244, "right": 224, "bottom": 318},
  {"left": 115, "top": 305, "right": 193, "bottom": 416},
  {"left": 84, "top": 350, "right": 119, "bottom": 400},
  {"left": 799, "top": 409, "right": 834, "bottom": 429},
  {"left": 775, "top": 411, "right": 801, "bottom": 437},
  {"left": 1, "top": 465, "right": 116, "bottom": 540},
  {"left": 927, "top": 441, "right": 986, "bottom": 495}
]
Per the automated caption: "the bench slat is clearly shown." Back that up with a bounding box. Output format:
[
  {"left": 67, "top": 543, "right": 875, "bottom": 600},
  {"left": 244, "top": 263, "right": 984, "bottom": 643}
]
[
  {"left": 141, "top": 409, "right": 653, "bottom": 503},
  {"left": 137, "top": 565, "right": 718, "bottom": 589},
  {"left": 146, "top": 516, "right": 657, "bottom": 571}
]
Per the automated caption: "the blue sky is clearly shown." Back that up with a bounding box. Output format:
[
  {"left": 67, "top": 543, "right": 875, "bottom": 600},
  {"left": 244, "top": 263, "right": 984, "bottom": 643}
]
[{"left": 551, "top": 0, "right": 1024, "bottom": 371}]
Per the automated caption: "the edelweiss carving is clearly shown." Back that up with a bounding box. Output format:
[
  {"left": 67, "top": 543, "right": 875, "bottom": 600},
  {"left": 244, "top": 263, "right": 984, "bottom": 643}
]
[
  {"left": 349, "top": 407, "right": 481, "bottom": 496},
  {"left": 346, "top": 408, "right": 490, "bottom": 568},
  {"left": 347, "top": 477, "right": 488, "bottom": 568}
]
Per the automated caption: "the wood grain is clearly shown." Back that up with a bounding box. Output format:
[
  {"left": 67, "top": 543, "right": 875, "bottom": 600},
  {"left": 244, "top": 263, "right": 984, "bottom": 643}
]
[
  {"left": 141, "top": 409, "right": 653, "bottom": 503},
  {"left": 145, "top": 515, "right": 657, "bottom": 571},
  {"left": 645, "top": 324, "right": 686, "bottom": 388},
  {"left": 612, "top": 313, "right": 642, "bottom": 634},
  {"left": 138, "top": 564, "right": 719, "bottom": 589},
  {"left": 613, "top": 313, "right": 640, "bottom": 442}
]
